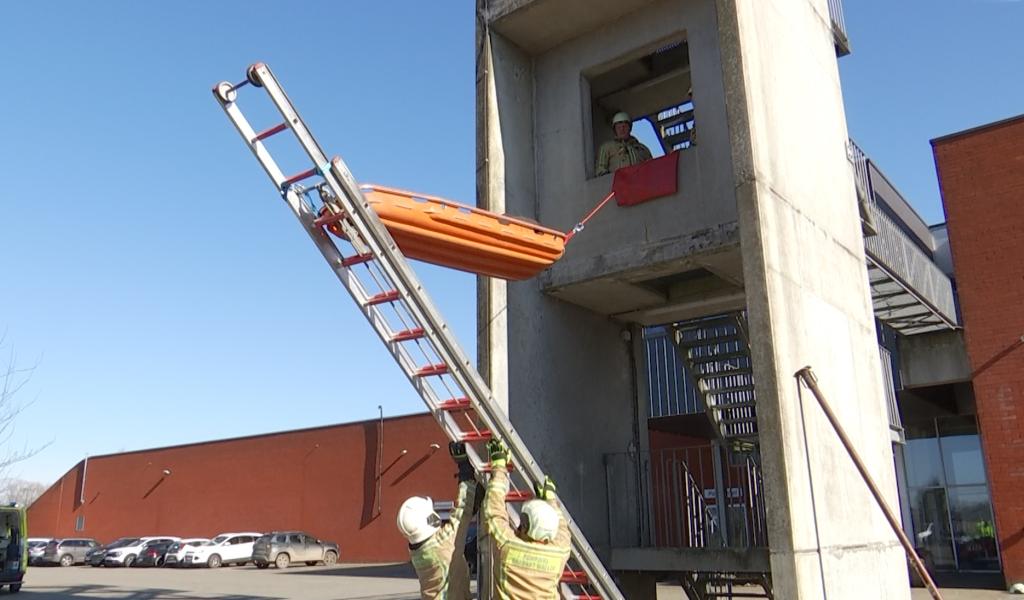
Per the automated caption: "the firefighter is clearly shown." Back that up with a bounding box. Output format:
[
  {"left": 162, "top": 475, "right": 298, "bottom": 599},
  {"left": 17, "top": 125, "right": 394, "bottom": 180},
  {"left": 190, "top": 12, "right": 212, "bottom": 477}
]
[
  {"left": 397, "top": 442, "right": 479, "bottom": 600},
  {"left": 484, "top": 439, "right": 571, "bottom": 600},
  {"left": 595, "top": 111, "right": 653, "bottom": 175}
]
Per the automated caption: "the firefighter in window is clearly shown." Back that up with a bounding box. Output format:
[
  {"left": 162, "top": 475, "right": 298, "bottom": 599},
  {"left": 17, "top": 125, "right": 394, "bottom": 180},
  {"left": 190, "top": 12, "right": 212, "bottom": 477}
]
[{"left": 595, "top": 111, "right": 653, "bottom": 176}]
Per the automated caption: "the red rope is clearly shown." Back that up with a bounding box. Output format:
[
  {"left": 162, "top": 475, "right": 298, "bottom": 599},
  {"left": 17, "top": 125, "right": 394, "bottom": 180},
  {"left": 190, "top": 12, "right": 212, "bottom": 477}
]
[{"left": 565, "top": 191, "right": 615, "bottom": 243}]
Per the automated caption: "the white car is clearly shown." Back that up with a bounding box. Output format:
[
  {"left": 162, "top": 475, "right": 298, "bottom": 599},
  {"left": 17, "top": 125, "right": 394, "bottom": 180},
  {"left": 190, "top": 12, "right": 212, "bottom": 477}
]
[
  {"left": 182, "top": 532, "right": 262, "bottom": 568},
  {"left": 104, "top": 536, "right": 180, "bottom": 567},
  {"left": 163, "top": 538, "right": 211, "bottom": 568}
]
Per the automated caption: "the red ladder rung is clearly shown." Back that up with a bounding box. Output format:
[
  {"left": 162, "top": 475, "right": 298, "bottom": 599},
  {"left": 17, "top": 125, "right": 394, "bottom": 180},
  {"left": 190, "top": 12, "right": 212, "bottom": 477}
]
[
  {"left": 281, "top": 166, "right": 318, "bottom": 189},
  {"left": 314, "top": 211, "right": 348, "bottom": 228},
  {"left": 365, "top": 290, "right": 400, "bottom": 306},
  {"left": 561, "top": 570, "right": 589, "bottom": 584},
  {"left": 458, "top": 430, "right": 493, "bottom": 442},
  {"left": 479, "top": 463, "right": 515, "bottom": 473},
  {"left": 573, "top": 594, "right": 601, "bottom": 600},
  {"left": 505, "top": 490, "right": 533, "bottom": 502},
  {"left": 415, "top": 363, "right": 449, "bottom": 377},
  {"left": 252, "top": 121, "right": 288, "bottom": 142},
  {"left": 341, "top": 253, "right": 374, "bottom": 267},
  {"left": 438, "top": 397, "right": 471, "bottom": 411},
  {"left": 391, "top": 328, "right": 426, "bottom": 343}
]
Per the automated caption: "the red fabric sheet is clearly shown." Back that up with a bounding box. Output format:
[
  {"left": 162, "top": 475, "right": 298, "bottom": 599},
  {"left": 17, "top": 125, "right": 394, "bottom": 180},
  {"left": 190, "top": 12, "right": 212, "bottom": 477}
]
[{"left": 613, "top": 151, "right": 680, "bottom": 207}]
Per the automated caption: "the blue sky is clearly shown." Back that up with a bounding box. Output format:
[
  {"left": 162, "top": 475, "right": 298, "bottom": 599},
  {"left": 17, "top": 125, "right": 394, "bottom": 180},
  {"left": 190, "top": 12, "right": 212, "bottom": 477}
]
[{"left": 1, "top": 0, "right": 1020, "bottom": 486}]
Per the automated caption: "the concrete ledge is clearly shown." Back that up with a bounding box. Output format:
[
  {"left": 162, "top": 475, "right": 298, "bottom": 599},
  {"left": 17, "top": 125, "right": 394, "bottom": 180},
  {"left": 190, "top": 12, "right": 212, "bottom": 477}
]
[{"left": 610, "top": 546, "right": 771, "bottom": 573}]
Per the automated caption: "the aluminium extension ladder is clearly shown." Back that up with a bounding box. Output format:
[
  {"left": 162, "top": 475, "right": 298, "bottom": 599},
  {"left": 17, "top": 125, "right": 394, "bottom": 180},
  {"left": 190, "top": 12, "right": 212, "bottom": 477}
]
[{"left": 213, "top": 63, "right": 622, "bottom": 600}]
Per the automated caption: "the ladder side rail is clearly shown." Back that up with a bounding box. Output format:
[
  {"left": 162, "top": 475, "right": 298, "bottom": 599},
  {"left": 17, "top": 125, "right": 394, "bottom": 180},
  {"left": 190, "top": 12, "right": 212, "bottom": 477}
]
[
  {"left": 248, "top": 65, "right": 621, "bottom": 600},
  {"left": 219, "top": 67, "right": 620, "bottom": 600}
]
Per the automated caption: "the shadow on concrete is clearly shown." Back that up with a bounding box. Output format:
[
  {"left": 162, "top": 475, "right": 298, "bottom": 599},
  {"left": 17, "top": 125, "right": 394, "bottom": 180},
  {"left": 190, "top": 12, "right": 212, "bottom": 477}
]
[
  {"left": 276, "top": 562, "right": 416, "bottom": 580},
  {"left": 927, "top": 571, "right": 1004, "bottom": 590},
  {"left": 18, "top": 584, "right": 285, "bottom": 599}
]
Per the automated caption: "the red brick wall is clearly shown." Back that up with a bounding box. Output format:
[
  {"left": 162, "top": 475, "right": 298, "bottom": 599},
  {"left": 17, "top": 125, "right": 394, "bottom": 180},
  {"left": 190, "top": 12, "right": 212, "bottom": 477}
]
[
  {"left": 933, "top": 115, "right": 1024, "bottom": 583},
  {"left": 27, "top": 413, "right": 456, "bottom": 562}
]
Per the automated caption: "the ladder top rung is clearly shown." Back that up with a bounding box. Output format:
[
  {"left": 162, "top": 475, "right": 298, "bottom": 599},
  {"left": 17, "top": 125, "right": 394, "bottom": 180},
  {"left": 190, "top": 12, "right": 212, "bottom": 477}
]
[
  {"left": 341, "top": 253, "right": 374, "bottom": 267},
  {"left": 251, "top": 121, "right": 289, "bottom": 143},
  {"left": 458, "top": 430, "right": 493, "bottom": 442},
  {"left": 415, "top": 363, "right": 449, "bottom": 377},
  {"left": 365, "top": 290, "right": 400, "bottom": 306},
  {"left": 390, "top": 328, "right": 425, "bottom": 343},
  {"left": 438, "top": 397, "right": 472, "bottom": 411}
]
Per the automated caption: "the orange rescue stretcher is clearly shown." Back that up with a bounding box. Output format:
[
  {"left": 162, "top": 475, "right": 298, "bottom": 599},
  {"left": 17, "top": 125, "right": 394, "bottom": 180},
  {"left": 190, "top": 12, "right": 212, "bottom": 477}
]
[{"left": 321, "top": 184, "right": 566, "bottom": 281}]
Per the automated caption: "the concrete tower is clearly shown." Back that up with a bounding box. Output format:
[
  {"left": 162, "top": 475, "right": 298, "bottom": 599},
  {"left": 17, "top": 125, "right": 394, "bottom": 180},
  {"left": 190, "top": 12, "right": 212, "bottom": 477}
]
[{"left": 476, "top": 1, "right": 909, "bottom": 598}]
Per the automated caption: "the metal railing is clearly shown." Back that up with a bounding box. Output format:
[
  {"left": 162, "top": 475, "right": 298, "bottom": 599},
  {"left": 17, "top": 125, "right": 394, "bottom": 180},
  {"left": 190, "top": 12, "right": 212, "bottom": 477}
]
[
  {"left": 827, "top": 0, "right": 850, "bottom": 55},
  {"left": 879, "top": 346, "right": 904, "bottom": 441},
  {"left": 605, "top": 447, "right": 768, "bottom": 550},
  {"left": 644, "top": 327, "right": 702, "bottom": 418},
  {"left": 848, "top": 139, "right": 877, "bottom": 235}
]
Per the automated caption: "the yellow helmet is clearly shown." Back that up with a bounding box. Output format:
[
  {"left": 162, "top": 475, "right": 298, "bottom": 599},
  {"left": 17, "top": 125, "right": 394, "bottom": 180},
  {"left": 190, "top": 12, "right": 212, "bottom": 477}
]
[{"left": 612, "top": 112, "right": 631, "bottom": 125}]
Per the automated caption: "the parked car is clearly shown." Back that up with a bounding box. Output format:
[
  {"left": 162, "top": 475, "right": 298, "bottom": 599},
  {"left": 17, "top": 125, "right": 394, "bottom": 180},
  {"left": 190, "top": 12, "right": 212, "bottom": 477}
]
[
  {"left": 133, "top": 540, "right": 174, "bottom": 567},
  {"left": 162, "top": 538, "right": 210, "bottom": 568},
  {"left": 39, "top": 538, "right": 100, "bottom": 566},
  {"left": 252, "top": 532, "right": 338, "bottom": 569},
  {"left": 27, "top": 538, "right": 51, "bottom": 566},
  {"left": 183, "top": 532, "right": 262, "bottom": 568},
  {"left": 104, "top": 537, "right": 179, "bottom": 567},
  {"left": 86, "top": 538, "right": 137, "bottom": 567}
]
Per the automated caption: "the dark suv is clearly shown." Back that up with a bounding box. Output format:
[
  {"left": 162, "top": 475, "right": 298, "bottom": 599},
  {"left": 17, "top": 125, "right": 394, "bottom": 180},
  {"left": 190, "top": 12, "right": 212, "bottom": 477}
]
[{"left": 251, "top": 532, "right": 338, "bottom": 569}]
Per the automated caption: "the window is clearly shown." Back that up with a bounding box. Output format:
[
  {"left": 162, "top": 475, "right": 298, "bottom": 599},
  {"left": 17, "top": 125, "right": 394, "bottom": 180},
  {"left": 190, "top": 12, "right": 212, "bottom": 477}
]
[
  {"left": 289, "top": 535, "right": 303, "bottom": 545},
  {"left": 75, "top": 515, "right": 85, "bottom": 532},
  {"left": 585, "top": 37, "right": 694, "bottom": 178}
]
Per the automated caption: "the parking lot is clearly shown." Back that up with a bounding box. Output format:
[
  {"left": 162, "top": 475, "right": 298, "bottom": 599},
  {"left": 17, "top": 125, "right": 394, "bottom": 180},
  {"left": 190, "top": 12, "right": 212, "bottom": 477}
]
[{"left": 16, "top": 563, "right": 423, "bottom": 600}]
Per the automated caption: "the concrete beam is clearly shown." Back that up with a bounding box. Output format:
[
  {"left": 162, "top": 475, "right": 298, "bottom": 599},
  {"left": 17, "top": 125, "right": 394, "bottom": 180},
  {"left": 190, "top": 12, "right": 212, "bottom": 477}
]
[
  {"left": 899, "top": 330, "right": 971, "bottom": 388},
  {"left": 611, "top": 547, "right": 771, "bottom": 573}
]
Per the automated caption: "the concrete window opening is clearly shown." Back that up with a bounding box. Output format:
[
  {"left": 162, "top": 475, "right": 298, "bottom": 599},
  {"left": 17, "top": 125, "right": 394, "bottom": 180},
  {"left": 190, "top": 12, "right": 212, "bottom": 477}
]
[{"left": 586, "top": 37, "right": 693, "bottom": 179}]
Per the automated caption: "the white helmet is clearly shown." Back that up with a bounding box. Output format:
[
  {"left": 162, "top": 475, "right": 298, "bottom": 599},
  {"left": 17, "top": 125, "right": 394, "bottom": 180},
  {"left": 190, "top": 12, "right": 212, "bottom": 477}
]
[
  {"left": 520, "top": 500, "right": 560, "bottom": 542},
  {"left": 612, "top": 111, "right": 631, "bottom": 125},
  {"left": 397, "top": 496, "right": 440, "bottom": 544}
]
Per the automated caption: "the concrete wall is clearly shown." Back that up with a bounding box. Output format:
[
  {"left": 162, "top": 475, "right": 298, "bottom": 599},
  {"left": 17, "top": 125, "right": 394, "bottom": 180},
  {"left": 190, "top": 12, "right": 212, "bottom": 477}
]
[
  {"left": 27, "top": 414, "right": 453, "bottom": 563},
  {"left": 933, "top": 114, "right": 1024, "bottom": 586},
  {"left": 899, "top": 330, "right": 971, "bottom": 389},
  {"left": 719, "top": 0, "right": 908, "bottom": 597},
  {"left": 530, "top": 0, "right": 739, "bottom": 292}
]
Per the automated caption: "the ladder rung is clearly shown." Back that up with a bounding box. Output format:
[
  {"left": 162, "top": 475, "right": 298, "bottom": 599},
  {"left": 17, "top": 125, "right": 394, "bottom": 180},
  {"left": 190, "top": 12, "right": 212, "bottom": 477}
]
[
  {"left": 458, "top": 430, "right": 493, "bottom": 442},
  {"left": 415, "top": 363, "right": 449, "bottom": 377},
  {"left": 341, "top": 253, "right": 374, "bottom": 267},
  {"left": 479, "top": 462, "right": 515, "bottom": 473},
  {"left": 706, "top": 384, "right": 756, "bottom": 396},
  {"left": 365, "top": 290, "right": 400, "bottom": 306},
  {"left": 505, "top": 490, "right": 533, "bottom": 502},
  {"left": 252, "top": 121, "right": 288, "bottom": 142},
  {"left": 281, "top": 166, "right": 318, "bottom": 189},
  {"left": 572, "top": 594, "right": 601, "bottom": 600},
  {"left": 708, "top": 400, "right": 756, "bottom": 410},
  {"left": 314, "top": 211, "right": 348, "bottom": 228},
  {"left": 390, "top": 328, "right": 425, "bottom": 343},
  {"left": 562, "top": 569, "right": 589, "bottom": 584},
  {"left": 677, "top": 334, "right": 741, "bottom": 347},
  {"left": 438, "top": 397, "right": 472, "bottom": 411}
]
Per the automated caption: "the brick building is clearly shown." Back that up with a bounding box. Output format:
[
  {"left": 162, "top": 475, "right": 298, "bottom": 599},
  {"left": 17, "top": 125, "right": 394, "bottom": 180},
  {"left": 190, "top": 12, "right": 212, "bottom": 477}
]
[
  {"left": 28, "top": 413, "right": 458, "bottom": 563},
  {"left": 933, "top": 114, "right": 1024, "bottom": 585}
]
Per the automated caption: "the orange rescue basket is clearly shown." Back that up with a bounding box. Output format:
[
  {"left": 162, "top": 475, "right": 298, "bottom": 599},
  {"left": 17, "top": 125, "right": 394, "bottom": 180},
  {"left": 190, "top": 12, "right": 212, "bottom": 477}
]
[{"left": 321, "top": 184, "right": 566, "bottom": 281}]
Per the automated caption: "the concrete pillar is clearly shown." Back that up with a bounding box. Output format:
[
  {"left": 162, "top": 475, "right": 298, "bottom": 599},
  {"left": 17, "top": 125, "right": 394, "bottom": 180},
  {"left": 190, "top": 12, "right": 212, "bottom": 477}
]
[{"left": 716, "top": 1, "right": 909, "bottom": 598}]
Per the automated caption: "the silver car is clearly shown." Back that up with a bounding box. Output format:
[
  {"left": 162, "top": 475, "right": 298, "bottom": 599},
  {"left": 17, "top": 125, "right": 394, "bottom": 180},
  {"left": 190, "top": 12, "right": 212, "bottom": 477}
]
[
  {"left": 251, "top": 532, "right": 338, "bottom": 569},
  {"left": 40, "top": 538, "right": 100, "bottom": 566}
]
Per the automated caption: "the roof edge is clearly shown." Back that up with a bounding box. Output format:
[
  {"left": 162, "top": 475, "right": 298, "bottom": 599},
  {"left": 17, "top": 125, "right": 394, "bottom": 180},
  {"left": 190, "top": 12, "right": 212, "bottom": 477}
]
[{"left": 931, "top": 112, "right": 1024, "bottom": 146}]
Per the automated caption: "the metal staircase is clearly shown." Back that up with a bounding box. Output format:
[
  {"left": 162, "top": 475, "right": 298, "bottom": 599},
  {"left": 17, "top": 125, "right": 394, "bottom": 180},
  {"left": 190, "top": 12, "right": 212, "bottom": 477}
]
[
  {"left": 652, "top": 96, "right": 696, "bottom": 153},
  {"left": 669, "top": 313, "right": 758, "bottom": 447},
  {"left": 212, "top": 62, "right": 621, "bottom": 600}
]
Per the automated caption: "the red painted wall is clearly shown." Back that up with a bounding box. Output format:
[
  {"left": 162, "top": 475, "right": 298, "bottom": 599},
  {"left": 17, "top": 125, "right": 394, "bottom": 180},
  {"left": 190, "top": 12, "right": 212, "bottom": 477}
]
[
  {"left": 27, "top": 413, "right": 457, "bottom": 562},
  {"left": 933, "top": 115, "right": 1024, "bottom": 584}
]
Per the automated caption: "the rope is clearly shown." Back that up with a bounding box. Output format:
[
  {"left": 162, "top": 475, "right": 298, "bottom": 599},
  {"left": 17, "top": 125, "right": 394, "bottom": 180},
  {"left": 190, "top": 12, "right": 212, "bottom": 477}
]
[{"left": 565, "top": 191, "right": 615, "bottom": 243}]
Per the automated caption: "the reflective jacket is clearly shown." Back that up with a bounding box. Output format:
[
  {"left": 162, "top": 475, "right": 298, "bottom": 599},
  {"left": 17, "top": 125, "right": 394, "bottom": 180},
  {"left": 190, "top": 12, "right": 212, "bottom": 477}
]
[
  {"left": 485, "top": 466, "right": 571, "bottom": 600},
  {"left": 409, "top": 480, "right": 477, "bottom": 600}
]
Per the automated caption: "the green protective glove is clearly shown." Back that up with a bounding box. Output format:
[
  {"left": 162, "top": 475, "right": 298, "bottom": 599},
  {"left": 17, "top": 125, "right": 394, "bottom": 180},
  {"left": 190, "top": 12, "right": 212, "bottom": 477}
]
[
  {"left": 534, "top": 476, "right": 557, "bottom": 501},
  {"left": 487, "top": 439, "right": 509, "bottom": 468}
]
